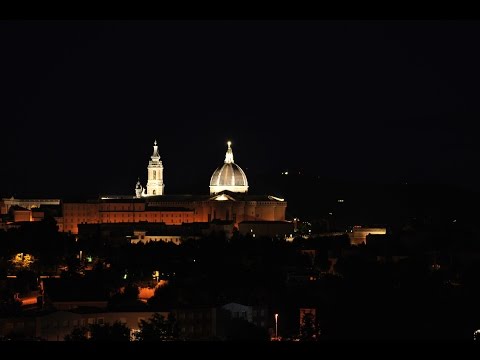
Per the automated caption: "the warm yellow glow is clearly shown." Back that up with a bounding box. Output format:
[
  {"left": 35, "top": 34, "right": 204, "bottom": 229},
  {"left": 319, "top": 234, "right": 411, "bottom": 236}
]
[
  {"left": 227, "top": 141, "right": 232, "bottom": 147},
  {"left": 215, "top": 194, "right": 230, "bottom": 201},
  {"left": 11, "top": 253, "right": 35, "bottom": 269}
]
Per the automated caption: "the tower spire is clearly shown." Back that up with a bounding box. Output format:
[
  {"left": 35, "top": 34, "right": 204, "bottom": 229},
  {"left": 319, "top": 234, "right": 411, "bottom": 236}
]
[
  {"left": 224, "top": 141, "right": 234, "bottom": 163},
  {"left": 146, "top": 139, "right": 164, "bottom": 196},
  {"left": 152, "top": 139, "right": 160, "bottom": 160}
]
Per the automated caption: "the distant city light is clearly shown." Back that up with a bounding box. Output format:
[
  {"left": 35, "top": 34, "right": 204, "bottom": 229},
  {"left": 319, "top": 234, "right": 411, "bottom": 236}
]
[
  {"left": 329, "top": 212, "right": 333, "bottom": 215},
  {"left": 453, "top": 219, "right": 457, "bottom": 223},
  {"left": 337, "top": 199, "right": 344, "bottom": 203},
  {"left": 281, "top": 171, "right": 289, "bottom": 175}
]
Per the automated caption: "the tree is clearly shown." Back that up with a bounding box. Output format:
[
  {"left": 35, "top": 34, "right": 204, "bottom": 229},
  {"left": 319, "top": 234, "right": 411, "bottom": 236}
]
[
  {"left": 137, "top": 312, "right": 179, "bottom": 341},
  {"left": 64, "top": 322, "right": 130, "bottom": 341},
  {"left": 64, "top": 326, "right": 88, "bottom": 341},
  {"left": 108, "top": 283, "right": 144, "bottom": 310},
  {"left": 89, "top": 322, "right": 131, "bottom": 341},
  {"left": 299, "top": 313, "right": 319, "bottom": 341}
]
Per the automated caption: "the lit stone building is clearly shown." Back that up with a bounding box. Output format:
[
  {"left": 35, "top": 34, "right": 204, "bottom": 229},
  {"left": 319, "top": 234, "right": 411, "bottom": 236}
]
[
  {"left": 60, "top": 140, "right": 289, "bottom": 235},
  {"left": 348, "top": 226, "right": 387, "bottom": 245},
  {"left": 0, "top": 197, "right": 60, "bottom": 215}
]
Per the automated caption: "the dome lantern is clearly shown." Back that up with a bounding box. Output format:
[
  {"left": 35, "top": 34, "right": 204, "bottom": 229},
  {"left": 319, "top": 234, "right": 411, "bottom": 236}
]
[{"left": 209, "top": 141, "right": 248, "bottom": 195}]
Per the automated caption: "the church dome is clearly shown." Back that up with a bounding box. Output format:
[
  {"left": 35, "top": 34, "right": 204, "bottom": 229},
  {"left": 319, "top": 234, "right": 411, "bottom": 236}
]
[{"left": 209, "top": 141, "right": 249, "bottom": 195}]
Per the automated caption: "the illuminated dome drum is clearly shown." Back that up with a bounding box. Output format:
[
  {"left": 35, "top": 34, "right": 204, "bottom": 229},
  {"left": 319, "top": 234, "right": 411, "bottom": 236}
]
[{"left": 209, "top": 141, "right": 249, "bottom": 195}]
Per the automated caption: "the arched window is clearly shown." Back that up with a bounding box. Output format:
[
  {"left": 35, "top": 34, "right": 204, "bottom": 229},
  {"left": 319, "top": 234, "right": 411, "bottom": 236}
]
[
  {"left": 153, "top": 171, "right": 156, "bottom": 180},
  {"left": 153, "top": 190, "right": 156, "bottom": 195}
]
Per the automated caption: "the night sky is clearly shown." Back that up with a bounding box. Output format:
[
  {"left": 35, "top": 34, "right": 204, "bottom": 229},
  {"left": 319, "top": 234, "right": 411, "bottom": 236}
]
[{"left": 2, "top": 20, "right": 480, "bottom": 198}]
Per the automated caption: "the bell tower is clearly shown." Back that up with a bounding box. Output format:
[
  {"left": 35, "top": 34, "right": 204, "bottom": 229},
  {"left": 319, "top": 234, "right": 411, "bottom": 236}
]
[{"left": 146, "top": 140, "right": 164, "bottom": 196}]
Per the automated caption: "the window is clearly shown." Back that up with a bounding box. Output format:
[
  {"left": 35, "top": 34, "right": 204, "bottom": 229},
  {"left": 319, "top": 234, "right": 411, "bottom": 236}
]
[
  {"left": 153, "top": 171, "right": 156, "bottom": 180},
  {"left": 97, "top": 318, "right": 104, "bottom": 325}
]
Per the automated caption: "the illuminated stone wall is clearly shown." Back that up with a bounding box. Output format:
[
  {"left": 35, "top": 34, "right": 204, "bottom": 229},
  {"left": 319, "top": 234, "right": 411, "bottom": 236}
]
[
  {"left": 63, "top": 199, "right": 287, "bottom": 234},
  {"left": 1, "top": 198, "right": 60, "bottom": 215},
  {"left": 348, "top": 227, "right": 387, "bottom": 245}
]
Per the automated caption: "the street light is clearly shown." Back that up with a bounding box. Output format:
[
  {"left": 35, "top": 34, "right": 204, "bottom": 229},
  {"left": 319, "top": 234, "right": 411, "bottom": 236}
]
[{"left": 275, "top": 313, "right": 278, "bottom": 340}]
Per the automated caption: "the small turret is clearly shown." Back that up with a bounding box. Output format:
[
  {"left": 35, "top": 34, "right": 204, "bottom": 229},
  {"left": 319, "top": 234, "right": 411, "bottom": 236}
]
[{"left": 135, "top": 178, "right": 143, "bottom": 198}]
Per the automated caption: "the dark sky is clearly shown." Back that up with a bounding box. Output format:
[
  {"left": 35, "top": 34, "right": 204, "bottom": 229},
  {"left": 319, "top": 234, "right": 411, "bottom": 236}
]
[{"left": 1, "top": 20, "right": 480, "bottom": 198}]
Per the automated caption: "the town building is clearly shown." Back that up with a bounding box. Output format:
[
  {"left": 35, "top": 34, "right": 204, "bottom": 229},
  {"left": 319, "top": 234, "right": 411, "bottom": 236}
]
[{"left": 61, "top": 141, "right": 289, "bottom": 236}]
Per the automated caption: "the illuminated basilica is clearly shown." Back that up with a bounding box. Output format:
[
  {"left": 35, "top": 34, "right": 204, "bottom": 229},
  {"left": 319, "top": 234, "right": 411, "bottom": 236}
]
[{"left": 59, "top": 140, "right": 288, "bottom": 234}]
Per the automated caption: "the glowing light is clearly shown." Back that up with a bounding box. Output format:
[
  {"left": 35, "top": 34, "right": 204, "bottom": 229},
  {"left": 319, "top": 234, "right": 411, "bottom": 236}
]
[
  {"left": 274, "top": 314, "right": 279, "bottom": 340},
  {"left": 214, "top": 194, "right": 230, "bottom": 201},
  {"left": 268, "top": 195, "right": 284, "bottom": 202},
  {"left": 337, "top": 199, "right": 344, "bottom": 203},
  {"left": 11, "top": 253, "right": 36, "bottom": 270}
]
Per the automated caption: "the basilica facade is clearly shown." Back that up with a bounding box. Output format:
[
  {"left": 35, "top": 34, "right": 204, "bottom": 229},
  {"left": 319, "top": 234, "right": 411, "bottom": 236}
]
[{"left": 61, "top": 141, "right": 288, "bottom": 234}]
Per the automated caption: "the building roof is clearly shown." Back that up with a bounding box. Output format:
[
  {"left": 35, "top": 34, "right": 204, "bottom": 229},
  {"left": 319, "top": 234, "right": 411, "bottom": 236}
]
[
  {"left": 239, "top": 220, "right": 293, "bottom": 224},
  {"left": 146, "top": 190, "right": 284, "bottom": 203},
  {"left": 146, "top": 206, "right": 194, "bottom": 212},
  {"left": 210, "top": 163, "right": 248, "bottom": 188},
  {"left": 209, "top": 142, "right": 248, "bottom": 194}
]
